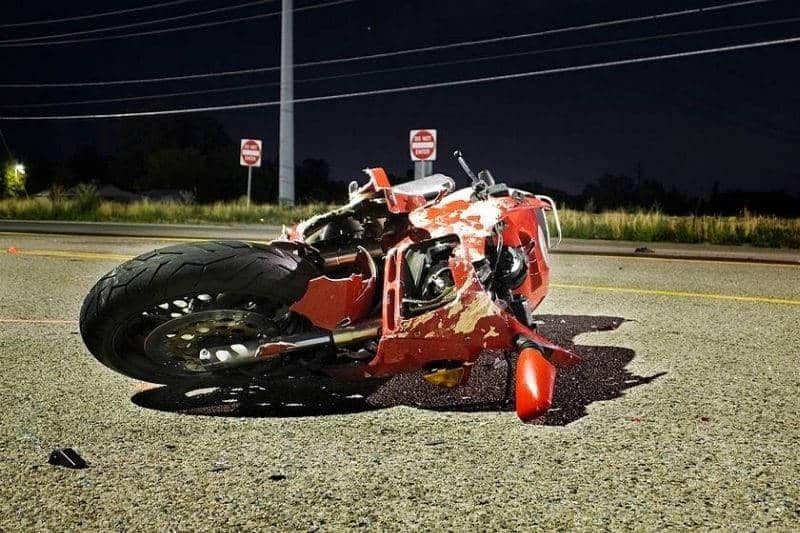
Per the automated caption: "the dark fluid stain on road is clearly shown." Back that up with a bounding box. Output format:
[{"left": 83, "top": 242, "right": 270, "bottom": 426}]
[{"left": 132, "top": 315, "right": 665, "bottom": 426}]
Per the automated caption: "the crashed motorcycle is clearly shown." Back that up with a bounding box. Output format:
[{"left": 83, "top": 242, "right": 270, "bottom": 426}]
[{"left": 79, "top": 151, "right": 580, "bottom": 421}]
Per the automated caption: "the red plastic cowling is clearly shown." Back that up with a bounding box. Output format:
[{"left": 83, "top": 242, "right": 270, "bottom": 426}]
[
  {"left": 290, "top": 248, "right": 377, "bottom": 330},
  {"left": 515, "top": 347, "right": 556, "bottom": 422}
]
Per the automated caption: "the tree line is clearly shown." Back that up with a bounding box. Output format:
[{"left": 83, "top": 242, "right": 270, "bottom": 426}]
[
  {"left": 2, "top": 116, "right": 798, "bottom": 216},
  {"left": 517, "top": 174, "right": 800, "bottom": 217},
  {"left": 2, "top": 117, "right": 349, "bottom": 204}
]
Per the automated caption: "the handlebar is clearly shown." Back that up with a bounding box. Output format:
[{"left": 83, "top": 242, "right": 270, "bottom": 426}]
[{"left": 453, "top": 150, "right": 479, "bottom": 185}]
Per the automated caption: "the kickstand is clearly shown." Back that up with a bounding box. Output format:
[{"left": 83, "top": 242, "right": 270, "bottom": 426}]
[{"left": 500, "top": 351, "right": 514, "bottom": 409}]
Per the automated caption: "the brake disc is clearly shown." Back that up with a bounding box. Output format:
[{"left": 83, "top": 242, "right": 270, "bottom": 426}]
[{"left": 143, "top": 310, "right": 273, "bottom": 373}]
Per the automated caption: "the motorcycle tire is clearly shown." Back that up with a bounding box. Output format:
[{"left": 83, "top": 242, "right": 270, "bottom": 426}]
[{"left": 79, "top": 240, "right": 319, "bottom": 384}]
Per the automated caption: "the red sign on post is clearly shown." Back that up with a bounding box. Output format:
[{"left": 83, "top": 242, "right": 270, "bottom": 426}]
[
  {"left": 409, "top": 129, "right": 437, "bottom": 161},
  {"left": 240, "top": 139, "right": 262, "bottom": 167}
]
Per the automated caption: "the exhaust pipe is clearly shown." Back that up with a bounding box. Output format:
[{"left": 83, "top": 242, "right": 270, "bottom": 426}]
[
  {"left": 255, "top": 319, "right": 381, "bottom": 359},
  {"left": 318, "top": 243, "right": 383, "bottom": 269}
]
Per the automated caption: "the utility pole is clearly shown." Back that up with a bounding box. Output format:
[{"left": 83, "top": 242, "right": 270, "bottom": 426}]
[{"left": 278, "top": 0, "right": 295, "bottom": 205}]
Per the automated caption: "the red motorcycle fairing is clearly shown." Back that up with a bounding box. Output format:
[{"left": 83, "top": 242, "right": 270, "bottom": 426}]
[
  {"left": 369, "top": 242, "right": 514, "bottom": 378},
  {"left": 290, "top": 246, "right": 377, "bottom": 330},
  {"left": 367, "top": 239, "right": 579, "bottom": 379},
  {"left": 366, "top": 186, "right": 579, "bottom": 380},
  {"left": 497, "top": 205, "right": 551, "bottom": 310}
]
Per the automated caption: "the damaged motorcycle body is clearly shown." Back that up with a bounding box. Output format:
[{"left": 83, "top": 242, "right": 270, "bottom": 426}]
[{"left": 80, "top": 152, "right": 580, "bottom": 422}]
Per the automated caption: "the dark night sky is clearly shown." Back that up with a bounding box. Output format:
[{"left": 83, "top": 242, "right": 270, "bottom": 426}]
[{"left": 1, "top": 0, "right": 799, "bottom": 194}]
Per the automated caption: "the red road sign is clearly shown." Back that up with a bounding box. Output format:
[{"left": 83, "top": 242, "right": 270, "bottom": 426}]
[
  {"left": 240, "top": 139, "right": 262, "bottom": 167},
  {"left": 410, "top": 129, "right": 437, "bottom": 161}
]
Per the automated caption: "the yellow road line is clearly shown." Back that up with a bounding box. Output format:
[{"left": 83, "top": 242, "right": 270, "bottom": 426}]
[
  {"left": 4, "top": 242, "right": 796, "bottom": 269},
  {"left": 5, "top": 248, "right": 799, "bottom": 307},
  {"left": 0, "top": 231, "right": 272, "bottom": 244},
  {"left": 551, "top": 283, "right": 800, "bottom": 306},
  {"left": 6, "top": 249, "right": 134, "bottom": 261},
  {"left": 556, "top": 251, "right": 800, "bottom": 269},
  {"left": 0, "top": 318, "right": 77, "bottom": 325},
  {"left": 0, "top": 231, "right": 203, "bottom": 243}
]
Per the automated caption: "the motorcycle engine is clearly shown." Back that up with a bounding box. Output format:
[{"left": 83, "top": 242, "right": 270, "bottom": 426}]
[{"left": 402, "top": 237, "right": 459, "bottom": 317}]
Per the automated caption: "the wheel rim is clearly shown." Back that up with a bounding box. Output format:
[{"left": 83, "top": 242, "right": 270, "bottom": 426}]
[
  {"left": 144, "top": 309, "right": 275, "bottom": 373},
  {"left": 116, "top": 291, "right": 297, "bottom": 376}
]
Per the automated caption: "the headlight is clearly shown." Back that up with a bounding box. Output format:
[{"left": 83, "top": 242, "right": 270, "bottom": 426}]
[{"left": 494, "top": 245, "right": 528, "bottom": 289}]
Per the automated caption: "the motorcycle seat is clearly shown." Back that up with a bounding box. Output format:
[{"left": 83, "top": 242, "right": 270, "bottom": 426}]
[{"left": 391, "top": 174, "right": 455, "bottom": 201}]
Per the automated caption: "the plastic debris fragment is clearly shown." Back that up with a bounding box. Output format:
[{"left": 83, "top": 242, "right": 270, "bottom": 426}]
[{"left": 48, "top": 448, "right": 87, "bottom": 469}]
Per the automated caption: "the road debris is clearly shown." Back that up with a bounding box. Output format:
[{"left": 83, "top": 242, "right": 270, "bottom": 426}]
[
  {"left": 209, "top": 461, "right": 230, "bottom": 472},
  {"left": 48, "top": 448, "right": 87, "bottom": 469}
]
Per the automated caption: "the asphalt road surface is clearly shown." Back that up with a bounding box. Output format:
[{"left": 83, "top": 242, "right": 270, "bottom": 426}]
[{"left": 1, "top": 232, "right": 798, "bottom": 531}]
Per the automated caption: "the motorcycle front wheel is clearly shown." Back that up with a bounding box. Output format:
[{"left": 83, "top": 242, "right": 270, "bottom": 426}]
[{"left": 79, "top": 241, "right": 319, "bottom": 384}]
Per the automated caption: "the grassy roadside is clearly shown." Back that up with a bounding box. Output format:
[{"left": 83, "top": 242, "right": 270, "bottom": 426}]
[
  {"left": 1, "top": 197, "right": 799, "bottom": 248},
  {"left": 559, "top": 209, "right": 800, "bottom": 249},
  {"left": 0, "top": 197, "right": 331, "bottom": 226}
]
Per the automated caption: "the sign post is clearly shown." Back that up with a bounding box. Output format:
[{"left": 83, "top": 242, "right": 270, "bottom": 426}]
[
  {"left": 410, "top": 129, "right": 437, "bottom": 179},
  {"left": 239, "top": 138, "right": 263, "bottom": 206}
]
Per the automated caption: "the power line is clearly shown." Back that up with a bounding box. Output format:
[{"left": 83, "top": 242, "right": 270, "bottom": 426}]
[
  {"left": 4, "top": 15, "right": 799, "bottom": 109},
  {"left": 0, "top": 0, "right": 359, "bottom": 48},
  {"left": 0, "top": 83, "right": 280, "bottom": 109},
  {"left": 296, "top": 0, "right": 779, "bottom": 69},
  {"left": 2, "top": 35, "right": 798, "bottom": 120},
  {"left": 0, "top": 0, "right": 203, "bottom": 29},
  {"left": 2, "top": 0, "right": 280, "bottom": 44},
  {"left": 0, "top": 0, "right": 776, "bottom": 83}
]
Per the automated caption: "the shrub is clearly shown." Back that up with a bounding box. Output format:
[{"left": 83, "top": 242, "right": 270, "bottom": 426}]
[
  {"left": 2, "top": 161, "right": 27, "bottom": 198},
  {"left": 47, "top": 184, "right": 66, "bottom": 204},
  {"left": 74, "top": 183, "right": 101, "bottom": 213}
]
